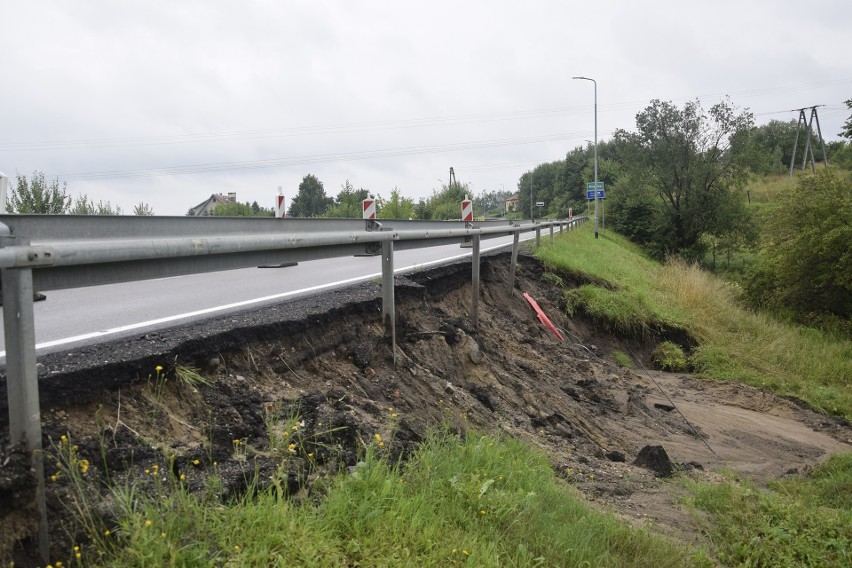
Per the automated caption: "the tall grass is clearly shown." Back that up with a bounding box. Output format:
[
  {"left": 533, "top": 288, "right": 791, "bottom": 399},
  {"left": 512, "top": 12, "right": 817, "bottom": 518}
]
[
  {"left": 682, "top": 453, "right": 852, "bottom": 567},
  {"left": 63, "top": 431, "right": 703, "bottom": 567},
  {"left": 538, "top": 225, "right": 852, "bottom": 419}
]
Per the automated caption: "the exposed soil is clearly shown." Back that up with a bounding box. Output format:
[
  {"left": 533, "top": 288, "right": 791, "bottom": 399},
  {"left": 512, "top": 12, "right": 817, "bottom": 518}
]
[{"left": 2, "top": 250, "right": 850, "bottom": 566}]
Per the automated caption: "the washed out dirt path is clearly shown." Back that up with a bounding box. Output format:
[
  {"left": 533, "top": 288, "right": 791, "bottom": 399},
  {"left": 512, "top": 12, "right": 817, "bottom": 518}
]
[{"left": 1, "top": 250, "right": 849, "bottom": 565}]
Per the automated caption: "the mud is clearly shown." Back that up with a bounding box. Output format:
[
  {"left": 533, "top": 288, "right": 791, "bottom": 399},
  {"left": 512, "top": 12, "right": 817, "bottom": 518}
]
[{"left": 1, "top": 250, "right": 850, "bottom": 565}]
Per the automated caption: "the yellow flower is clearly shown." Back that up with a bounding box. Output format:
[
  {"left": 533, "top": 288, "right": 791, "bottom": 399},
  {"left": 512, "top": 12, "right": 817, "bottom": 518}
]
[
  {"left": 307, "top": 453, "right": 314, "bottom": 458},
  {"left": 378, "top": 442, "right": 384, "bottom": 447},
  {"left": 234, "top": 545, "right": 241, "bottom": 551},
  {"left": 180, "top": 474, "right": 186, "bottom": 481},
  {"left": 451, "top": 548, "right": 457, "bottom": 555},
  {"left": 50, "top": 474, "right": 58, "bottom": 482},
  {"left": 144, "top": 519, "right": 152, "bottom": 527},
  {"left": 104, "top": 529, "right": 111, "bottom": 537},
  {"left": 463, "top": 550, "right": 470, "bottom": 556},
  {"left": 388, "top": 407, "right": 393, "bottom": 412},
  {"left": 75, "top": 553, "right": 81, "bottom": 559},
  {"left": 374, "top": 433, "right": 382, "bottom": 443},
  {"left": 144, "top": 469, "right": 150, "bottom": 475},
  {"left": 479, "top": 510, "right": 486, "bottom": 516},
  {"left": 193, "top": 459, "right": 200, "bottom": 465},
  {"left": 60, "top": 435, "right": 68, "bottom": 444},
  {"left": 155, "top": 365, "right": 163, "bottom": 372},
  {"left": 391, "top": 413, "right": 398, "bottom": 418},
  {"left": 73, "top": 546, "right": 80, "bottom": 552}
]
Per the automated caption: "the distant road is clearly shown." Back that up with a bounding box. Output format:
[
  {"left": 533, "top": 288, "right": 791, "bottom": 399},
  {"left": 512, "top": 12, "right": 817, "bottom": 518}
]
[{"left": 0, "top": 233, "right": 537, "bottom": 360}]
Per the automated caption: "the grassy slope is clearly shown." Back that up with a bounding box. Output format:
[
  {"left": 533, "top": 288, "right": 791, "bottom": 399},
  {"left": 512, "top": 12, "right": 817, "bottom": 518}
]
[
  {"left": 537, "top": 225, "right": 852, "bottom": 419},
  {"left": 66, "top": 432, "right": 704, "bottom": 568},
  {"left": 538, "top": 223, "right": 851, "bottom": 567}
]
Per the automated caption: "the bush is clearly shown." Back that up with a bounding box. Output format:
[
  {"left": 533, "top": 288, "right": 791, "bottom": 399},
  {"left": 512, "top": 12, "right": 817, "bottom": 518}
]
[{"left": 651, "top": 341, "right": 688, "bottom": 371}]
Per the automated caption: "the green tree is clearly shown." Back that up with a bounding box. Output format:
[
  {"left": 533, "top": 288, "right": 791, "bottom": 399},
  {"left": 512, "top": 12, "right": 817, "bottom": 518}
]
[
  {"left": 69, "top": 194, "right": 122, "bottom": 215},
  {"left": 287, "top": 174, "right": 332, "bottom": 217},
  {"left": 614, "top": 98, "right": 754, "bottom": 258},
  {"left": 418, "top": 181, "right": 468, "bottom": 220},
  {"left": 8, "top": 171, "right": 71, "bottom": 213},
  {"left": 839, "top": 98, "right": 852, "bottom": 140},
  {"left": 472, "top": 188, "right": 512, "bottom": 217},
  {"left": 326, "top": 180, "right": 371, "bottom": 218},
  {"left": 133, "top": 202, "right": 155, "bottom": 216},
  {"left": 744, "top": 168, "right": 851, "bottom": 324},
  {"left": 377, "top": 187, "right": 416, "bottom": 219},
  {"left": 741, "top": 119, "right": 801, "bottom": 175},
  {"left": 212, "top": 201, "right": 273, "bottom": 216}
]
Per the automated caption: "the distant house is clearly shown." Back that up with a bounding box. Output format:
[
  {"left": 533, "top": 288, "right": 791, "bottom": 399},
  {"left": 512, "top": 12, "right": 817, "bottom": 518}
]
[
  {"left": 504, "top": 193, "right": 520, "bottom": 213},
  {"left": 188, "top": 192, "right": 237, "bottom": 216}
]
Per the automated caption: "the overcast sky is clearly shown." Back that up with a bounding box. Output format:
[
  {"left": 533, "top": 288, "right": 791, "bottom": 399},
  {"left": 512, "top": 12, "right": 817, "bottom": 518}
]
[{"left": 1, "top": 1, "right": 850, "bottom": 216}]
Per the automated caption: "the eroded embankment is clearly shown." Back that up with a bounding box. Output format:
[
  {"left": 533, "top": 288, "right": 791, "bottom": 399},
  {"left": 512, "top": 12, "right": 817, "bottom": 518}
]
[{"left": 1, "top": 251, "right": 849, "bottom": 565}]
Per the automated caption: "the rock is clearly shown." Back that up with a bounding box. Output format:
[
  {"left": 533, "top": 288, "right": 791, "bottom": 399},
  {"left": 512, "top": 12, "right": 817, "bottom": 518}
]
[
  {"left": 444, "top": 381, "right": 455, "bottom": 394},
  {"left": 468, "top": 343, "right": 483, "bottom": 365},
  {"left": 633, "top": 445, "right": 674, "bottom": 477},
  {"left": 605, "top": 450, "right": 626, "bottom": 463},
  {"left": 351, "top": 345, "right": 371, "bottom": 369},
  {"left": 653, "top": 403, "right": 675, "bottom": 412}
]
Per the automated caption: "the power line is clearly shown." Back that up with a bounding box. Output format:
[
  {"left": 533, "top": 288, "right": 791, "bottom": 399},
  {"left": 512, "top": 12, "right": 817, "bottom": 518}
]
[{"left": 55, "top": 130, "right": 591, "bottom": 181}]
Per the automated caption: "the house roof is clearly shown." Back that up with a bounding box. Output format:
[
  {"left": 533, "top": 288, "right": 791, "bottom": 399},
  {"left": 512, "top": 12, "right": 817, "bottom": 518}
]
[{"left": 188, "top": 193, "right": 235, "bottom": 216}]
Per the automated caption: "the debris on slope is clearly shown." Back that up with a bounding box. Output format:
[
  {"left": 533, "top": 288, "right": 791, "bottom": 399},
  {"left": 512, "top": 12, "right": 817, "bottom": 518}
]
[{"left": 1, "top": 250, "right": 849, "bottom": 565}]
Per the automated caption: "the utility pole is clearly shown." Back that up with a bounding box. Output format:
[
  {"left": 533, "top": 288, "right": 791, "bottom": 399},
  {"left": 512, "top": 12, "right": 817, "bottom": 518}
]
[
  {"left": 573, "top": 76, "right": 598, "bottom": 238},
  {"left": 529, "top": 172, "right": 534, "bottom": 221},
  {"left": 789, "top": 106, "right": 828, "bottom": 176}
]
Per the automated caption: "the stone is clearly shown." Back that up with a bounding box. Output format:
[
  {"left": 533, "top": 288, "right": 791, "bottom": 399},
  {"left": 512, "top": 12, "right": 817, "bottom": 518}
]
[{"left": 633, "top": 445, "right": 674, "bottom": 478}]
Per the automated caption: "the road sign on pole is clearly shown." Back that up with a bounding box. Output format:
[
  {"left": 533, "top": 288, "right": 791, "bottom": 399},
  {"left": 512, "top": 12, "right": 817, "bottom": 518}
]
[{"left": 586, "top": 183, "right": 605, "bottom": 200}]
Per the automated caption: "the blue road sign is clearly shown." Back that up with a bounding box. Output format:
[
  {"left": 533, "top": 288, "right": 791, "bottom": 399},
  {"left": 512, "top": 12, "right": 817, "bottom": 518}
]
[{"left": 586, "top": 189, "right": 606, "bottom": 199}]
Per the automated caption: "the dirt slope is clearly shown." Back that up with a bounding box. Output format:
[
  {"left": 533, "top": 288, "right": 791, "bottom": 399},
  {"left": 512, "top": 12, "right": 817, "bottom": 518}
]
[{"left": 2, "top": 250, "right": 850, "bottom": 565}]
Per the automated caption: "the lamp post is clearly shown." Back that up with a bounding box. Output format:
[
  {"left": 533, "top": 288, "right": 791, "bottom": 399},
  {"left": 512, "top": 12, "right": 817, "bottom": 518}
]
[{"left": 573, "top": 76, "right": 598, "bottom": 239}]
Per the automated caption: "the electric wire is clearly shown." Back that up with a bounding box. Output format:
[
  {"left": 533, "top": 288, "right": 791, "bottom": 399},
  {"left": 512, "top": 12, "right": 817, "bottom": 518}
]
[{"left": 627, "top": 349, "right": 717, "bottom": 456}]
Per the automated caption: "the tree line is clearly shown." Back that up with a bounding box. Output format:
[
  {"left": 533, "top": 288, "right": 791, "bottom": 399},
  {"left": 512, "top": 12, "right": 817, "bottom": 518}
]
[{"left": 5, "top": 171, "right": 154, "bottom": 215}]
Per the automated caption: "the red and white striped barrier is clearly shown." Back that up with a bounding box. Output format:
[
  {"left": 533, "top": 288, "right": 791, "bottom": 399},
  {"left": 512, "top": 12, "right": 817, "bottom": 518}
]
[
  {"left": 274, "top": 193, "right": 286, "bottom": 218},
  {"left": 362, "top": 198, "right": 376, "bottom": 220},
  {"left": 461, "top": 199, "right": 473, "bottom": 222}
]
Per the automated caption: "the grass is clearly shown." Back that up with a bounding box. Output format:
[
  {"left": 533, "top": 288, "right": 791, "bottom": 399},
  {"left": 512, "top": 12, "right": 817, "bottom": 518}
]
[
  {"left": 53, "top": 430, "right": 706, "bottom": 567},
  {"left": 537, "top": 225, "right": 852, "bottom": 420},
  {"left": 682, "top": 454, "right": 852, "bottom": 567}
]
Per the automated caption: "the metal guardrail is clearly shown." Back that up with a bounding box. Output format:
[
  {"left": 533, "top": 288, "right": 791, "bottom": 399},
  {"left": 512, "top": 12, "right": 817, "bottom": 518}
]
[{"left": 0, "top": 213, "right": 586, "bottom": 560}]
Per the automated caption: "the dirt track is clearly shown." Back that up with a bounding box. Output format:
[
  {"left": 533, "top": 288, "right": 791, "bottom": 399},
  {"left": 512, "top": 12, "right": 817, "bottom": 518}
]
[{"left": 2, "top": 250, "right": 850, "bottom": 564}]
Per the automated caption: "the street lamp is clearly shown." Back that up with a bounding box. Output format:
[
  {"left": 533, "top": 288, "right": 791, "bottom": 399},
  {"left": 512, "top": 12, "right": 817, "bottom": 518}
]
[{"left": 573, "top": 76, "right": 598, "bottom": 239}]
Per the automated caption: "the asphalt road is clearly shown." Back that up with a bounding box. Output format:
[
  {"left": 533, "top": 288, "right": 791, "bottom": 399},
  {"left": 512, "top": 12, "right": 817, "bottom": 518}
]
[{"left": 0, "top": 232, "right": 539, "bottom": 361}]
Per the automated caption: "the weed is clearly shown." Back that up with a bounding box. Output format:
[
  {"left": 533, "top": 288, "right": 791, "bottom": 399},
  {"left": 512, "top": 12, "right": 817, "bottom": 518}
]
[
  {"left": 651, "top": 341, "right": 689, "bottom": 372},
  {"left": 612, "top": 350, "right": 633, "bottom": 368},
  {"left": 147, "top": 365, "right": 167, "bottom": 402},
  {"left": 174, "top": 364, "right": 212, "bottom": 389}
]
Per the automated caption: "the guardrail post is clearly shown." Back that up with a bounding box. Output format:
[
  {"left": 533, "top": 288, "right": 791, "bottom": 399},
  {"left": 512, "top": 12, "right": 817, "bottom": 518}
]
[
  {"left": 381, "top": 239, "right": 396, "bottom": 367},
  {"left": 1, "top": 265, "right": 50, "bottom": 563},
  {"left": 508, "top": 231, "right": 520, "bottom": 295},
  {"left": 471, "top": 234, "right": 480, "bottom": 329},
  {"left": 535, "top": 225, "right": 541, "bottom": 247},
  {"left": 549, "top": 224, "right": 554, "bottom": 240}
]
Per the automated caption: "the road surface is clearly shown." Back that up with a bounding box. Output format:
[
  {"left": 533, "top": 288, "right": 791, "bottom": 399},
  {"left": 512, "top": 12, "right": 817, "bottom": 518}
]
[{"left": 0, "top": 232, "right": 540, "bottom": 360}]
